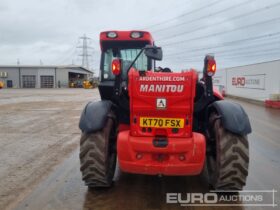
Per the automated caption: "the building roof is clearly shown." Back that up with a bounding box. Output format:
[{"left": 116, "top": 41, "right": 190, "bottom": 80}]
[{"left": 0, "top": 65, "right": 93, "bottom": 74}]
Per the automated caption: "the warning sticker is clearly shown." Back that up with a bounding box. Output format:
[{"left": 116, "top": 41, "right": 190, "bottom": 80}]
[{"left": 156, "top": 98, "right": 166, "bottom": 109}]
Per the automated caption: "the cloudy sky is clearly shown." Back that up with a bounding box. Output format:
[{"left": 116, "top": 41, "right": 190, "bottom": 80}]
[{"left": 0, "top": 0, "right": 279, "bottom": 74}]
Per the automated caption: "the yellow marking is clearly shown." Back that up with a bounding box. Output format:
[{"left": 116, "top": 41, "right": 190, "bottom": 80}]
[{"left": 140, "top": 117, "right": 184, "bottom": 128}]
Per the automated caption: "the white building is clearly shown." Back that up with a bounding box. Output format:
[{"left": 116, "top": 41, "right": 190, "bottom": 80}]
[
  {"left": 0, "top": 65, "right": 93, "bottom": 88},
  {"left": 213, "top": 59, "right": 280, "bottom": 101}
]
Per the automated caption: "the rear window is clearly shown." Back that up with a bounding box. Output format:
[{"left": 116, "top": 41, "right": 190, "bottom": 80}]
[{"left": 101, "top": 41, "right": 150, "bottom": 80}]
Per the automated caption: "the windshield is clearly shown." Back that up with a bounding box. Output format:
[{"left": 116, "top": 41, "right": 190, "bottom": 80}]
[{"left": 101, "top": 48, "right": 149, "bottom": 80}]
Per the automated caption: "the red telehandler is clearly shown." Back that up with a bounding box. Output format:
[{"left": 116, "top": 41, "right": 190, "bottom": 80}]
[{"left": 79, "top": 31, "right": 251, "bottom": 190}]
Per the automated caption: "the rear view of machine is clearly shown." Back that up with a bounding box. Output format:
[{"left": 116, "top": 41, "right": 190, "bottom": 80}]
[
  {"left": 79, "top": 30, "right": 251, "bottom": 190},
  {"left": 117, "top": 69, "right": 205, "bottom": 175}
]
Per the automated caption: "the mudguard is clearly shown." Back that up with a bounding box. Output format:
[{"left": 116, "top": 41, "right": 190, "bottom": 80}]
[
  {"left": 209, "top": 101, "right": 252, "bottom": 135},
  {"left": 79, "top": 100, "right": 113, "bottom": 133}
]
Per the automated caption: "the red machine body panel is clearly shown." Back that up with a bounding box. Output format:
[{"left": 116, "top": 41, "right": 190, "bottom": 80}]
[
  {"left": 117, "top": 131, "right": 205, "bottom": 175},
  {"left": 117, "top": 69, "right": 206, "bottom": 175},
  {"left": 128, "top": 69, "right": 198, "bottom": 138},
  {"left": 100, "top": 31, "right": 154, "bottom": 50}
]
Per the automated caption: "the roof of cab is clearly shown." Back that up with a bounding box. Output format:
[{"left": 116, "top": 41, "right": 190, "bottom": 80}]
[{"left": 100, "top": 30, "right": 154, "bottom": 44}]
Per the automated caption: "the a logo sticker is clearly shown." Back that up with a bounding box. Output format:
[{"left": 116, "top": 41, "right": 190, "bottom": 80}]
[{"left": 156, "top": 98, "right": 166, "bottom": 109}]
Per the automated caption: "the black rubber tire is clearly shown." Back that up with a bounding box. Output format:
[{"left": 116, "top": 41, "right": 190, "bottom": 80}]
[
  {"left": 79, "top": 113, "right": 116, "bottom": 188},
  {"left": 207, "top": 112, "right": 249, "bottom": 190}
]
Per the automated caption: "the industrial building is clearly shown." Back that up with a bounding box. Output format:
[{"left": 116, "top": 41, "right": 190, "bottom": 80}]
[
  {"left": 0, "top": 65, "right": 93, "bottom": 88},
  {"left": 213, "top": 59, "right": 280, "bottom": 101}
]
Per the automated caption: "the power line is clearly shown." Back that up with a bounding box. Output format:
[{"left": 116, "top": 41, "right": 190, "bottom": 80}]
[
  {"left": 177, "top": 47, "right": 280, "bottom": 61},
  {"left": 219, "top": 47, "right": 280, "bottom": 58},
  {"left": 50, "top": 40, "right": 79, "bottom": 65},
  {"left": 135, "top": 1, "right": 193, "bottom": 29},
  {"left": 158, "top": 2, "right": 280, "bottom": 42},
  {"left": 160, "top": 16, "right": 280, "bottom": 47},
  {"left": 172, "top": 53, "right": 280, "bottom": 70},
  {"left": 219, "top": 56, "right": 280, "bottom": 69},
  {"left": 163, "top": 32, "right": 280, "bottom": 57},
  {"left": 59, "top": 49, "right": 78, "bottom": 65},
  {"left": 143, "top": 0, "right": 227, "bottom": 30},
  {"left": 168, "top": 52, "right": 280, "bottom": 69},
  {"left": 153, "top": 0, "right": 257, "bottom": 34},
  {"left": 163, "top": 50, "right": 280, "bottom": 67},
  {"left": 178, "top": 47, "right": 280, "bottom": 62},
  {"left": 165, "top": 36, "right": 280, "bottom": 59},
  {"left": 221, "top": 52, "right": 280, "bottom": 60}
]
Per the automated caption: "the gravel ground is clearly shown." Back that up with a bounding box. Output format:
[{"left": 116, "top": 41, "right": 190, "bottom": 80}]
[{"left": 0, "top": 88, "right": 99, "bottom": 210}]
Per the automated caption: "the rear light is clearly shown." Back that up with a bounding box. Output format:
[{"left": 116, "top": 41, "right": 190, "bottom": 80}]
[
  {"left": 130, "top": 31, "right": 143, "bottom": 38},
  {"left": 207, "top": 57, "right": 216, "bottom": 76},
  {"left": 111, "top": 59, "right": 121, "bottom": 75},
  {"left": 107, "top": 31, "right": 117, "bottom": 38}
]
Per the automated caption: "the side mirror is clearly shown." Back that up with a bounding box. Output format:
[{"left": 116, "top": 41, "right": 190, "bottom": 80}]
[{"left": 144, "top": 45, "right": 163, "bottom": 61}]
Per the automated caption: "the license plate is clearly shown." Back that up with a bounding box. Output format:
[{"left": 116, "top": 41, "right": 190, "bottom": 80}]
[{"left": 139, "top": 117, "right": 184, "bottom": 128}]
